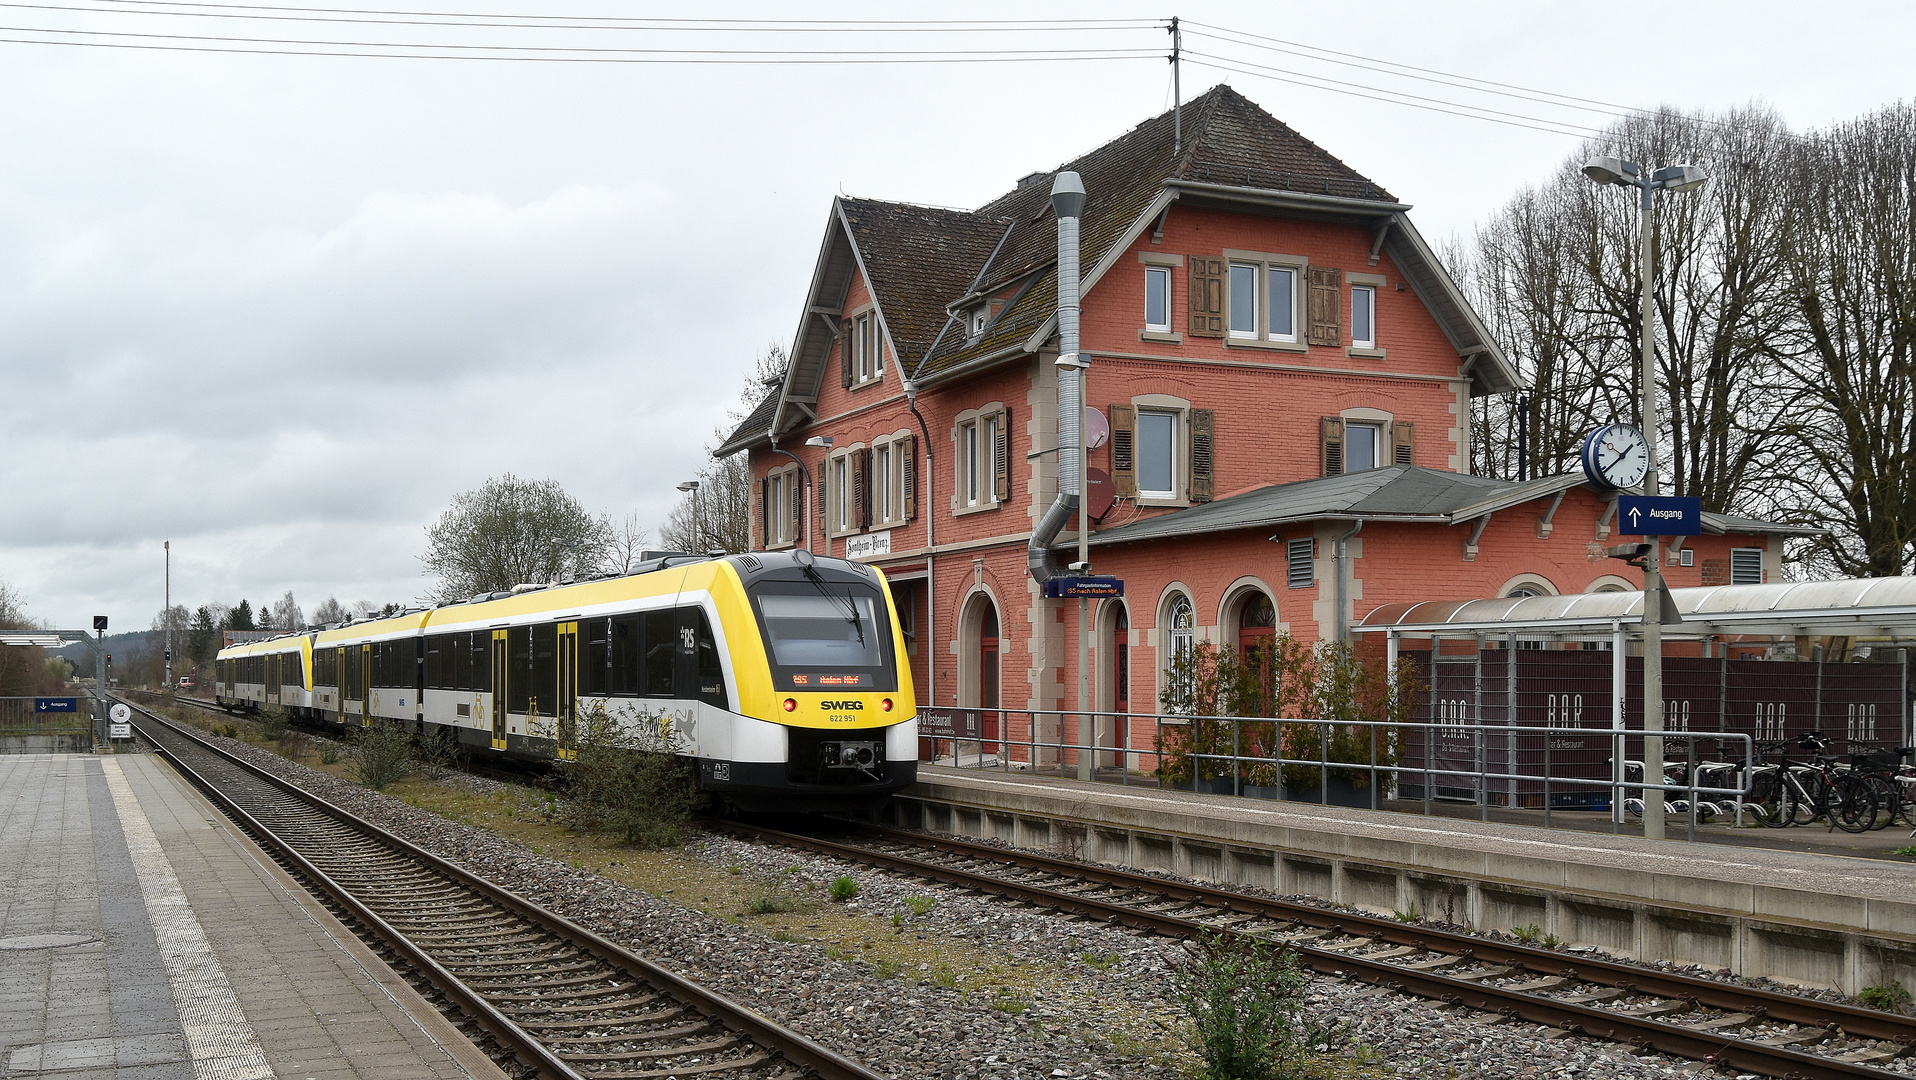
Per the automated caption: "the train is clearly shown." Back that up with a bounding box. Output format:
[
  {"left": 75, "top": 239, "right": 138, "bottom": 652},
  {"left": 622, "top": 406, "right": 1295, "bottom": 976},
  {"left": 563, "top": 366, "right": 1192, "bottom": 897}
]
[{"left": 214, "top": 549, "right": 917, "bottom": 813}]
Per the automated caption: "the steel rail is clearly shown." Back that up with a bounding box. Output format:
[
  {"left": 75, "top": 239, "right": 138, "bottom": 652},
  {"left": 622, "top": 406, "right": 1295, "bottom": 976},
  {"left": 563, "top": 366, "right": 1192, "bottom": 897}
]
[
  {"left": 118, "top": 697, "right": 887, "bottom": 1080},
  {"left": 856, "top": 825, "right": 1916, "bottom": 1045},
  {"left": 715, "top": 820, "right": 1905, "bottom": 1080}
]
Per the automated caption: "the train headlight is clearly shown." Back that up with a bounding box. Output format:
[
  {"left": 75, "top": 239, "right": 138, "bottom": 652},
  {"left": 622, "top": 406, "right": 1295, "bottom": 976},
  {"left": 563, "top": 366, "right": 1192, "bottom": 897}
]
[
  {"left": 782, "top": 698, "right": 797, "bottom": 712},
  {"left": 880, "top": 698, "right": 893, "bottom": 711}
]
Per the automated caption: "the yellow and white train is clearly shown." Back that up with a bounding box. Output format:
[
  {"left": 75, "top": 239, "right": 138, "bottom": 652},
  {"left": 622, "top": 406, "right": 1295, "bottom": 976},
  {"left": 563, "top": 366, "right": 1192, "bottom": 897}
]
[{"left": 215, "top": 551, "right": 918, "bottom": 813}]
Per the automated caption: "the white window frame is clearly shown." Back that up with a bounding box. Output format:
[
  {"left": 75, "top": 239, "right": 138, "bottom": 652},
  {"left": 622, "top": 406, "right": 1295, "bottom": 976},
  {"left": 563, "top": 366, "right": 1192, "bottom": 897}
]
[
  {"left": 1351, "top": 284, "right": 1377, "bottom": 349},
  {"left": 765, "top": 465, "right": 800, "bottom": 548},
  {"left": 952, "top": 406, "right": 1006, "bottom": 515},
  {"left": 873, "top": 441, "right": 893, "bottom": 524},
  {"left": 1222, "top": 250, "right": 1309, "bottom": 350},
  {"left": 1343, "top": 420, "right": 1384, "bottom": 473},
  {"left": 1144, "top": 265, "right": 1171, "bottom": 333},
  {"left": 828, "top": 450, "right": 857, "bottom": 537},
  {"left": 1135, "top": 407, "right": 1181, "bottom": 501},
  {"left": 851, "top": 310, "right": 883, "bottom": 387}
]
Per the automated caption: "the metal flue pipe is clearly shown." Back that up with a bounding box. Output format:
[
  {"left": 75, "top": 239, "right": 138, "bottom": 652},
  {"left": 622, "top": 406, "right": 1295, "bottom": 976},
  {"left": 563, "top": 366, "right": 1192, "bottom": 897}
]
[{"left": 1028, "top": 171, "right": 1085, "bottom": 583}]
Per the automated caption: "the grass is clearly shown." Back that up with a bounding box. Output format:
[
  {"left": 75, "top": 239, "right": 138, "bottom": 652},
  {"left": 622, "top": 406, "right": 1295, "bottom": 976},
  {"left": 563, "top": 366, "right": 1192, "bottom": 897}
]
[
  {"left": 829, "top": 875, "right": 860, "bottom": 902},
  {"left": 745, "top": 877, "right": 815, "bottom": 916},
  {"left": 1892, "top": 845, "right": 1916, "bottom": 859},
  {"left": 989, "top": 989, "right": 1030, "bottom": 1014},
  {"left": 1391, "top": 906, "right": 1420, "bottom": 923},
  {"left": 1082, "top": 950, "right": 1123, "bottom": 971},
  {"left": 1510, "top": 923, "right": 1542, "bottom": 944},
  {"left": 904, "top": 894, "right": 936, "bottom": 916}
]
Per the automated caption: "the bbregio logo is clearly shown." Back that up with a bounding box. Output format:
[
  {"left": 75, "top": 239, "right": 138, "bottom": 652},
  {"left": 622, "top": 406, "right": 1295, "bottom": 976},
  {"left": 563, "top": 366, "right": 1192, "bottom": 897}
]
[{"left": 819, "top": 700, "right": 864, "bottom": 711}]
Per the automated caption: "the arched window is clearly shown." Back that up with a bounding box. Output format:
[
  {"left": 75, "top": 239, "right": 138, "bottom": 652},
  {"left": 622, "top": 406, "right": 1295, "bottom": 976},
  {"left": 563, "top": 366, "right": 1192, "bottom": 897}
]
[
  {"left": 979, "top": 604, "right": 1000, "bottom": 711},
  {"left": 1168, "top": 593, "right": 1195, "bottom": 667}
]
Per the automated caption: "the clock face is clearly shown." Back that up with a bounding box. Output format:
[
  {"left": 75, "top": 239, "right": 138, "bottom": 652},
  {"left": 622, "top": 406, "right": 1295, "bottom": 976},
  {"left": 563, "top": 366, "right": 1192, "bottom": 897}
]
[{"left": 1582, "top": 424, "right": 1650, "bottom": 490}]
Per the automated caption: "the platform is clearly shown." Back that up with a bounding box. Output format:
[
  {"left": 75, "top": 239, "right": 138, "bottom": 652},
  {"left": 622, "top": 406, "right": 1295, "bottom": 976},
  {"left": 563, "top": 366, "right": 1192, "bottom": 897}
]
[
  {"left": 0, "top": 753, "right": 509, "bottom": 1080},
  {"left": 897, "top": 766, "right": 1916, "bottom": 995}
]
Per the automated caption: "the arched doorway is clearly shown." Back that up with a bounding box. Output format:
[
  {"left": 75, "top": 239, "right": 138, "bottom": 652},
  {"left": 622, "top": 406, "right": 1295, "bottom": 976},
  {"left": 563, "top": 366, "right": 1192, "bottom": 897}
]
[{"left": 1236, "top": 591, "right": 1276, "bottom": 668}]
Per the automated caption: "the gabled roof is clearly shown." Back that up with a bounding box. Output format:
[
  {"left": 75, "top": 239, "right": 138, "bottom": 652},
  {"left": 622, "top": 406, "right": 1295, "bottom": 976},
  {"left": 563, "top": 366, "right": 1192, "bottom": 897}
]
[
  {"left": 1088, "top": 467, "right": 1815, "bottom": 548},
  {"left": 721, "top": 84, "right": 1519, "bottom": 457}
]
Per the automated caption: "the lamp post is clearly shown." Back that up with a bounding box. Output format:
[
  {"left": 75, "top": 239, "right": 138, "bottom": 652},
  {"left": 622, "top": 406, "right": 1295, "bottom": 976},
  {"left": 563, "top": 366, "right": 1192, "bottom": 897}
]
[
  {"left": 1582, "top": 156, "right": 1707, "bottom": 841},
  {"left": 676, "top": 481, "right": 701, "bottom": 553}
]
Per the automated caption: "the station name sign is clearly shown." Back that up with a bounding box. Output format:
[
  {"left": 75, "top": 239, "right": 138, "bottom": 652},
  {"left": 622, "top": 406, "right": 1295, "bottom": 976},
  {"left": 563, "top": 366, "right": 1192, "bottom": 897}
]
[
  {"left": 1041, "top": 576, "right": 1125, "bottom": 599},
  {"left": 1616, "top": 495, "right": 1701, "bottom": 537}
]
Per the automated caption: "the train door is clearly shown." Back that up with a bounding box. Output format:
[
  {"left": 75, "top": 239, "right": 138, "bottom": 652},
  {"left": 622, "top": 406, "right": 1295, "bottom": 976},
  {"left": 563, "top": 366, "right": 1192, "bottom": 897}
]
[
  {"left": 556, "top": 622, "right": 578, "bottom": 761},
  {"left": 490, "top": 630, "right": 509, "bottom": 750},
  {"left": 267, "top": 654, "right": 279, "bottom": 705},
  {"left": 359, "top": 643, "right": 372, "bottom": 726}
]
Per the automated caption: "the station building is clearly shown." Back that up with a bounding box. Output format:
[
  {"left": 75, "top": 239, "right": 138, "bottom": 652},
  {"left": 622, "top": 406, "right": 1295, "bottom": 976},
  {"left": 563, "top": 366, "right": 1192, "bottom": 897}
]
[{"left": 718, "top": 85, "right": 1804, "bottom": 724}]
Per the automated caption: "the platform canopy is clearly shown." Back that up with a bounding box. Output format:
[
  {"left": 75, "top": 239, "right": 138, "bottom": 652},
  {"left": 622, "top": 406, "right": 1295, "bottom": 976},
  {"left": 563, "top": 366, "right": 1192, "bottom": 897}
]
[{"left": 1356, "top": 578, "right": 1916, "bottom": 642}]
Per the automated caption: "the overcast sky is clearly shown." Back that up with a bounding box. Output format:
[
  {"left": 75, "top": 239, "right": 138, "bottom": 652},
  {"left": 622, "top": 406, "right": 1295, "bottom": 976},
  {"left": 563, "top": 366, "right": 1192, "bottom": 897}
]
[{"left": 0, "top": 0, "right": 1907, "bottom": 634}]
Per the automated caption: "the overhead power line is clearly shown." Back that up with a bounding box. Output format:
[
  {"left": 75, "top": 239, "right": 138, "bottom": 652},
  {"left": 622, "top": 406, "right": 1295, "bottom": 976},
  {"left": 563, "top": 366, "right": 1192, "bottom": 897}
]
[{"left": 30, "top": 2, "right": 1166, "bottom": 30}]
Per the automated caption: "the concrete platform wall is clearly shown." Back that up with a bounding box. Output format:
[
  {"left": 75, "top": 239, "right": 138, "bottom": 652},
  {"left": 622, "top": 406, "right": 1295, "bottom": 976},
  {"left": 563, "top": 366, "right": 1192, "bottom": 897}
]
[{"left": 893, "top": 777, "right": 1916, "bottom": 997}]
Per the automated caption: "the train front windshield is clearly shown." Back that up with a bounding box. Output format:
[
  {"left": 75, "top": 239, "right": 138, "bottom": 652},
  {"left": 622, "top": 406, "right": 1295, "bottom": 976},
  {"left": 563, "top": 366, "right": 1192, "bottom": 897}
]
[{"left": 751, "top": 583, "right": 896, "bottom": 691}]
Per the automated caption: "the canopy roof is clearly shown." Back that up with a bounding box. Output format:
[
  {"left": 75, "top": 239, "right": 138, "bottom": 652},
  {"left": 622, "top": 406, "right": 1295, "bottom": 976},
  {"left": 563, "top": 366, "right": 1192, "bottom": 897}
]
[{"left": 1358, "top": 577, "right": 1916, "bottom": 641}]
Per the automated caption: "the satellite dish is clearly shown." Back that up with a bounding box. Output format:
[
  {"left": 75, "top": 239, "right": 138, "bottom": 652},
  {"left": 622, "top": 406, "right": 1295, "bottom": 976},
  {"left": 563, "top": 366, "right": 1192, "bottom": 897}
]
[
  {"left": 1086, "top": 467, "right": 1116, "bottom": 521},
  {"left": 1084, "top": 407, "right": 1110, "bottom": 450}
]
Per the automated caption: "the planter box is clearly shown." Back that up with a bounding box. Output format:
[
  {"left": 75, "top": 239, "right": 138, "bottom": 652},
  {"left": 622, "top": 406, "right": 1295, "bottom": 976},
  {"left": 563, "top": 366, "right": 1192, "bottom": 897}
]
[{"left": 1282, "top": 774, "right": 1379, "bottom": 809}]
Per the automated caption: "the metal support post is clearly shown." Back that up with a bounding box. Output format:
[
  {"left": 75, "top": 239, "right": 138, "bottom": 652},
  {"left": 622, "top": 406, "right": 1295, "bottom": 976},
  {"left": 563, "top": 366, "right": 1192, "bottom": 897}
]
[{"left": 1611, "top": 619, "right": 1626, "bottom": 833}]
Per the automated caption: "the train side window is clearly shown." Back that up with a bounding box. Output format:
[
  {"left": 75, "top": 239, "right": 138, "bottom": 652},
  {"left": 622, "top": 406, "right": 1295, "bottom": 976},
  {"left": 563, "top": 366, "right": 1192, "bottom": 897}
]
[
  {"left": 611, "top": 616, "right": 641, "bottom": 695},
  {"left": 677, "top": 607, "right": 729, "bottom": 709},
  {"left": 425, "top": 637, "right": 443, "bottom": 688},
  {"left": 583, "top": 619, "right": 608, "bottom": 696},
  {"left": 471, "top": 632, "right": 490, "bottom": 693},
  {"left": 641, "top": 610, "right": 675, "bottom": 696},
  {"left": 532, "top": 623, "right": 556, "bottom": 719},
  {"left": 508, "top": 627, "right": 532, "bottom": 714}
]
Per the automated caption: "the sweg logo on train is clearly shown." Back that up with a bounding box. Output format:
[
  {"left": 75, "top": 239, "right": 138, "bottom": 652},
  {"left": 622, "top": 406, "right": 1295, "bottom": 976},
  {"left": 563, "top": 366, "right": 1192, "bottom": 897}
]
[{"left": 820, "top": 700, "right": 864, "bottom": 711}]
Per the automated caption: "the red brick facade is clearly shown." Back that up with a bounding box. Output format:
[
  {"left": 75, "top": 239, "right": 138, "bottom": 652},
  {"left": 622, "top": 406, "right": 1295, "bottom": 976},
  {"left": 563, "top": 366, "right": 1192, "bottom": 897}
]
[{"left": 724, "top": 88, "right": 1789, "bottom": 725}]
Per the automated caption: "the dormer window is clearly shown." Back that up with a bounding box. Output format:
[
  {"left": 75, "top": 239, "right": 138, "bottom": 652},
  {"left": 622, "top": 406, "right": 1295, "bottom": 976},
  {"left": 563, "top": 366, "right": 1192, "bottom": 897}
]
[{"left": 969, "top": 306, "right": 989, "bottom": 337}]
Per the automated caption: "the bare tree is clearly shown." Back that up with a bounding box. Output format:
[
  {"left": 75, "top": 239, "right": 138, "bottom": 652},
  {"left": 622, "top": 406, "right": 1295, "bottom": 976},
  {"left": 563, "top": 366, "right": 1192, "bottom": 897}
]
[
  {"left": 421, "top": 474, "right": 612, "bottom": 602},
  {"left": 0, "top": 580, "right": 42, "bottom": 696},
  {"left": 605, "top": 512, "right": 652, "bottom": 574},
  {"left": 662, "top": 343, "right": 787, "bottom": 554},
  {"left": 311, "top": 596, "right": 346, "bottom": 625},
  {"left": 270, "top": 591, "right": 304, "bottom": 631},
  {"left": 1775, "top": 103, "right": 1916, "bottom": 577}
]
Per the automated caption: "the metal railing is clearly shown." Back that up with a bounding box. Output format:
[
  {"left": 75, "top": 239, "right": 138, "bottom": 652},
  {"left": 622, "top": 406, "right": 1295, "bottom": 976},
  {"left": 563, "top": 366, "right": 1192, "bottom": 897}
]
[
  {"left": 920, "top": 707, "right": 1755, "bottom": 839},
  {"left": 0, "top": 695, "right": 97, "bottom": 734}
]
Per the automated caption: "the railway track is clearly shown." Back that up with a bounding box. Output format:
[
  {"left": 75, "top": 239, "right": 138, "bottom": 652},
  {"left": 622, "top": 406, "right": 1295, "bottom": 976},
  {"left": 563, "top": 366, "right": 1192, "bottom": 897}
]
[
  {"left": 116, "top": 696, "right": 884, "bottom": 1080},
  {"left": 716, "top": 820, "right": 1916, "bottom": 1080}
]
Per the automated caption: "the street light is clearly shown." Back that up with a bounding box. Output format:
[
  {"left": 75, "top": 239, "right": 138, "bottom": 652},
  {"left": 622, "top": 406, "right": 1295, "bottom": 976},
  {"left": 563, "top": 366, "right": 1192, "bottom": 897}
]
[
  {"left": 1584, "top": 155, "right": 1708, "bottom": 842},
  {"left": 676, "top": 481, "right": 701, "bottom": 553}
]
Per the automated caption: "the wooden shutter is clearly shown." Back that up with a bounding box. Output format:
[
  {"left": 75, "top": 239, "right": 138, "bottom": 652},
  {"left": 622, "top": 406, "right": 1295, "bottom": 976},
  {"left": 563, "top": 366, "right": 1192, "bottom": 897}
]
[
  {"left": 853, "top": 448, "right": 870, "bottom": 529},
  {"left": 901, "top": 435, "right": 917, "bottom": 521},
  {"left": 817, "top": 457, "right": 829, "bottom": 525},
  {"left": 1320, "top": 417, "right": 1345, "bottom": 476},
  {"left": 840, "top": 319, "right": 853, "bottom": 388},
  {"left": 1109, "top": 404, "right": 1137, "bottom": 497},
  {"left": 756, "top": 476, "right": 768, "bottom": 549},
  {"left": 1392, "top": 421, "right": 1415, "bottom": 466},
  {"left": 992, "top": 409, "right": 1012, "bottom": 503},
  {"left": 788, "top": 471, "right": 802, "bottom": 542},
  {"left": 1189, "top": 408, "right": 1215, "bottom": 503},
  {"left": 1188, "top": 257, "right": 1224, "bottom": 337},
  {"left": 1307, "top": 267, "right": 1343, "bottom": 346}
]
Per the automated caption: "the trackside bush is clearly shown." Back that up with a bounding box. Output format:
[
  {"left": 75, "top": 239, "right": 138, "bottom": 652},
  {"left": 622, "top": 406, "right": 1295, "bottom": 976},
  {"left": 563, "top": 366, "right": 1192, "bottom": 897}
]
[
  {"left": 557, "top": 703, "right": 698, "bottom": 849},
  {"left": 255, "top": 704, "right": 290, "bottom": 741},
  {"left": 1172, "top": 933, "right": 1311, "bottom": 1080},
  {"left": 351, "top": 720, "right": 413, "bottom": 791}
]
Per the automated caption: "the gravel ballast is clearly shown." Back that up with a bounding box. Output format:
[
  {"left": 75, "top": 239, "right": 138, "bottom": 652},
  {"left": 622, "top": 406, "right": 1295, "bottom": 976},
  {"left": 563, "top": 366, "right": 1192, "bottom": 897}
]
[{"left": 167, "top": 727, "right": 1777, "bottom": 1079}]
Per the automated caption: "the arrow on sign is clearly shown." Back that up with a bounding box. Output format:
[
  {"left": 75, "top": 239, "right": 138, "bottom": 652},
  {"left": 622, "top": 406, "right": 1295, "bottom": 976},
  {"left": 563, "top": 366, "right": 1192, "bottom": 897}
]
[{"left": 1628, "top": 507, "right": 1643, "bottom": 529}]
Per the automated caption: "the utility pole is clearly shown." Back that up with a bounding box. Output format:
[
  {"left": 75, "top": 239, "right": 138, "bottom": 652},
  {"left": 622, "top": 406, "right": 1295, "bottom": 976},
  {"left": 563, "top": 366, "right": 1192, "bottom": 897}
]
[
  {"left": 1169, "top": 17, "right": 1182, "bottom": 154},
  {"left": 164, "top": 540, "right": 172, "bottom": 692}
]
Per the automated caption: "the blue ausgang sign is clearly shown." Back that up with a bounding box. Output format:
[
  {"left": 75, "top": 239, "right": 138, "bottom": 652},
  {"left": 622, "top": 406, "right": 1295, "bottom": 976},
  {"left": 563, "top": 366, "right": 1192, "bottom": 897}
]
[
  {"left": 1616, "top": 495, "right": 1702, "bottom": 537},
  {"left": 34, "top": 697, "right": 78, "bottom": 713},
  {"left": 1042, "top": 576, "right": 1125, "bottom": 599}
]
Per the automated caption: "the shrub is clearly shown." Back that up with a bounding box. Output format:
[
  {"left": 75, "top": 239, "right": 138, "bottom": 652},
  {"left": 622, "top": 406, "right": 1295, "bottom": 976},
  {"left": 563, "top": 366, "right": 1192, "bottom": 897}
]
[
  {"left": 350, "top": 720, "right": 414, "bottom": 791},
  {"left": 829, "top": 875, "right": 860, "bottom": 902},
  {"left": 318, "top": 742, "right": 340, "bottom": 765},
  {"left": 1170, "top": 933, "right": 1311, "bottom": 1080},
  {"left": 1859, "top": 983, "right": 1913, "bottom": 1012},
  {"left": 255, "top": 704, "right": 290, "bottom": 741},
  {"left": 414, "top": 725, "right": 461, "bottom": 778},
  {"left": 556, "top": 703, "right": 698, "bottom": 849},
  {"left": 1511, "top": 924, "right": 1542, "bottom": 944},
  {"left": 904, "top": 894, "right": 936, "bottom": 916},
  {"left": 277, "top": 729, "right": 309, "bottom": 761}
]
